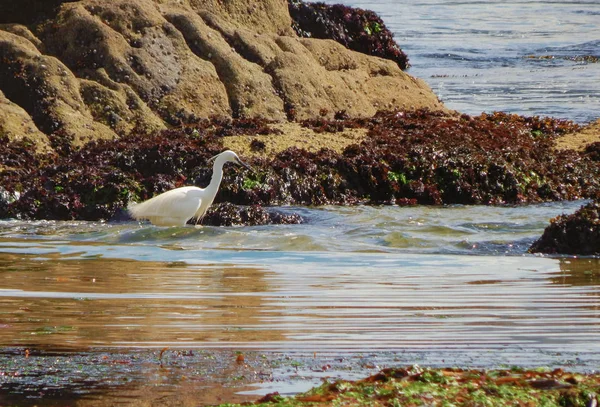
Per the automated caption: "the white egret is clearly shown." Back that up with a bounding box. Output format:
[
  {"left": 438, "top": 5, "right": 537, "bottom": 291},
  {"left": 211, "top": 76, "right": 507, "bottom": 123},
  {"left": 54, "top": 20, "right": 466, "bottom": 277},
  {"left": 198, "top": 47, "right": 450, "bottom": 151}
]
[{"left": 128, "top": 150, "right": 252, "bottom": 226}]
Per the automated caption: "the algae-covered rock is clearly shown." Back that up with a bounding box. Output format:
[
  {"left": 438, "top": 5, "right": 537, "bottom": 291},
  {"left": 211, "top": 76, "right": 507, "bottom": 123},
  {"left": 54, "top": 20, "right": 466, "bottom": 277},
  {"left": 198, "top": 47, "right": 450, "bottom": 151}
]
[
  {"left": 2, "top": 111, "right": 598, "bottom": 222},
  {"left": 529, "top": 201, "right": 600, "bottom": 256},
  {"left": 289, "top": 0, "right": 409, "bottom": 70},
  {"left": 202, "top": 202, "right": 303, "bottom": 226}
]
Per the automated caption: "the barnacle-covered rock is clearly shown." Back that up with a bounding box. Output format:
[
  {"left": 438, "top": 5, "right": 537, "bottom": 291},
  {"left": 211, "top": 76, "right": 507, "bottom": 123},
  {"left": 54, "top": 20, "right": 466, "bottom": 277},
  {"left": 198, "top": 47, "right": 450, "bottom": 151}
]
[{"left": 0, "top": 29, "right": 116, "bottom": 146}]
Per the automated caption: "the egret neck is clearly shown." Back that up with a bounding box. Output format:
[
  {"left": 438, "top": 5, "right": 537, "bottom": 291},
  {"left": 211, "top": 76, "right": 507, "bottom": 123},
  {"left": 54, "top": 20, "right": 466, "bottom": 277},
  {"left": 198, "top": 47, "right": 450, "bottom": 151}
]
[{"left": 201, "top": 153, "right": 229, "bottom": 211}]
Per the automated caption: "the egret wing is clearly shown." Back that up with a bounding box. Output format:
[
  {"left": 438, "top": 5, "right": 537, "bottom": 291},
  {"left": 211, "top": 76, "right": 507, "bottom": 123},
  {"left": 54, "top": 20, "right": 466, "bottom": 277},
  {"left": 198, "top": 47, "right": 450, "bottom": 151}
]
[{"left": 128, "top": 187, "right": 203, "bottom": 226}]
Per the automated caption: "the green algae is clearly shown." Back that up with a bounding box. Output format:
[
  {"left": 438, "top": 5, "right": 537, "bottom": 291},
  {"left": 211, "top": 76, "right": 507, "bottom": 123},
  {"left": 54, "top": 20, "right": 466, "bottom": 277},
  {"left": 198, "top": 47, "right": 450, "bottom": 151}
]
[{"left": 227, "top": 366, "right": 600, "bottom": 407}]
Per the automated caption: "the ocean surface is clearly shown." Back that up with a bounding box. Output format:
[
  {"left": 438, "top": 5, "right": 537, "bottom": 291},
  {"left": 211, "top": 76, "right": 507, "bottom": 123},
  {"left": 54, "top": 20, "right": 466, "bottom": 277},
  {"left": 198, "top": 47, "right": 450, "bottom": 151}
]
[
  {"left": 1, "top": 202, "right": 599, "bottom": 367},
  {"left": 321, "top": 0, "right": 600, "bottom": 123}
]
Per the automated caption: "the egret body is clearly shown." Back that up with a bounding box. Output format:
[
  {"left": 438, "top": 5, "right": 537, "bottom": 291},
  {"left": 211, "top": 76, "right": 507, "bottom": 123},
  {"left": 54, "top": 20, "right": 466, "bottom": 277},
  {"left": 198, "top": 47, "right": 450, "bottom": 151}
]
[{"left": 128, "top": 150, "right": 251, "bottom": 226}]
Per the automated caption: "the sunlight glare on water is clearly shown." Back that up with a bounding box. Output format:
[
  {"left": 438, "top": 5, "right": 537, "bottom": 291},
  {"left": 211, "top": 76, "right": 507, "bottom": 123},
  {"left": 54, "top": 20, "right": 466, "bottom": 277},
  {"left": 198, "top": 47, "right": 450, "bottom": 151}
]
[{"left": 319, "top": 0, "right": 600, "bottom": 123}]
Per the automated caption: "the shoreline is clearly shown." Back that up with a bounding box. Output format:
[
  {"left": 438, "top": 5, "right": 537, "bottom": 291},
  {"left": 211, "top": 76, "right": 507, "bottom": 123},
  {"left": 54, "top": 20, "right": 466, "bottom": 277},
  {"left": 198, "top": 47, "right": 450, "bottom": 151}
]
[{"left": 2, "top": 347, "right": 600, "bottom": 406}]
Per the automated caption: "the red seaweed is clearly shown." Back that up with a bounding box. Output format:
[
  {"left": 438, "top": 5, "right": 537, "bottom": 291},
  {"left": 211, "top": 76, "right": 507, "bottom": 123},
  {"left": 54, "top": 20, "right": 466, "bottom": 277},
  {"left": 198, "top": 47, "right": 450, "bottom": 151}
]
[
  {"left": 0, "top": 111, "right": 598, "bottom": 223},
  {"left": 288, "top": 0, "right": 409, "bottom": 70}
]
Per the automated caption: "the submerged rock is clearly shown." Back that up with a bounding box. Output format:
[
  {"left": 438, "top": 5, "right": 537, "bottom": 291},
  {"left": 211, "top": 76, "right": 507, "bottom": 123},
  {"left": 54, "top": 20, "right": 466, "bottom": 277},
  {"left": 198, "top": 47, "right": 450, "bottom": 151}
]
[
  {"left": 529, "top": 201, "right": 600, "bottom": 256},
  {"left": 201, "top": 202, "right": 303, "bottom": 227}
]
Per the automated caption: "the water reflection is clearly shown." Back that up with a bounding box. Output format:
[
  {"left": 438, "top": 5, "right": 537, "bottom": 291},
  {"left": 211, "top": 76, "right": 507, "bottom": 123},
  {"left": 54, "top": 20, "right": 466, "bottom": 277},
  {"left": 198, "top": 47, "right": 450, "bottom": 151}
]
[
  {"left": 555, "top": 258, "right": 600, "bottom": 287},
  {"left": 1, "top": 249, "right": 599, "bottom": 357},
  {"left": 0, "top": 254, "right": 287, "bottom": 348}
]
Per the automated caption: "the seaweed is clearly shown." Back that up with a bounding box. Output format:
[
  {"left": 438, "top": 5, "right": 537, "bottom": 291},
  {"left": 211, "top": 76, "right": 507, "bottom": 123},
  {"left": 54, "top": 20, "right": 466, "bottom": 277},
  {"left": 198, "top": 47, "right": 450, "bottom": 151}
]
[
  {"left": 288, "top": 0, "right": 409, "bottom": 70},
  {"left": 1, "top": 110, "right": 599, "bottom": 223},
  {"left": 223, "top": 366, "right": 600, "bottom": 407},
  {"left": 584, "top": 142, "right": 600, "bottom": 162},
  {"left": 529, "top": 201, "right": 600, "bottom": 255}
]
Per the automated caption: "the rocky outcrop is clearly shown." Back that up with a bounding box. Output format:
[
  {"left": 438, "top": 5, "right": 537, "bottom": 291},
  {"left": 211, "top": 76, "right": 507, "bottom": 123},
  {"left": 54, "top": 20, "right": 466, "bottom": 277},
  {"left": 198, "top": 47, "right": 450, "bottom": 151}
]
[
  {"left": 0, "top": 28, "right": 116, "bottom": 146},
  {"left": 40, "top": 0, "right": 233, "bottom": 125},
  {"left": 0, "top": 0, "right": 445, "bottom": 149},
  {"left": 2, "top": 110, "right": 599, "bottom": 222},
  {"left": 529, "top": 201, "right": 600, "bottom": 256}
]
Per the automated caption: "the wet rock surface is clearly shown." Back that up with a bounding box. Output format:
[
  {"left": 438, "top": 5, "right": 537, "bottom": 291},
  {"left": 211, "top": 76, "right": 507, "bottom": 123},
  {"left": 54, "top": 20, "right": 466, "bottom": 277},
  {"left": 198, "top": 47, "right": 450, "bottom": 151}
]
[{"left": 529, "top": 201, "right": 600, "bottom": 256}]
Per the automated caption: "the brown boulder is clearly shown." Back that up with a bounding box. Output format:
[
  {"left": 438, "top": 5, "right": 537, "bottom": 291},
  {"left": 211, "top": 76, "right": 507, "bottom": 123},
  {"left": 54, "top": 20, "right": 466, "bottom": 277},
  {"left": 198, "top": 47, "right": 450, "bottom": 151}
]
[
  {"left": 0, "top": 0, "right": 446, "bottom": 150},
  {"left": 0, "top": 29, "right": 115, "bottom": 146},
  {"left": 0, "top": 90, "right": 51, "bottom": 152}
]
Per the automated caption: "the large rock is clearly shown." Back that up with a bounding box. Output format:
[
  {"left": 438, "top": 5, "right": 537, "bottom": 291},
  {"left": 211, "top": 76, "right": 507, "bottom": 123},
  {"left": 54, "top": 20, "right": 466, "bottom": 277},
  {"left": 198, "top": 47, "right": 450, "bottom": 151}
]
[
  {"left": 0, "top": 0, "right": 446, "bottom": 150},
  {"left": 40, "top": 0, "right": 232, "bottom": 124},
  {"left": 0, "top": 29, "right": 116, "bottom": 146},
  {"left": 529, "top": 201, "right": 600, "bottom": 256},
  {"left": 164, "top": 10, "right": 287, "bottom": 120},
  {"left": 204, "top": 13, "right": 443, "bottom": 120},
  {"left": 184, "top": 0, "right": 294, "bottom": 35},
  {"left": 0, "top": 90, "right": 51, "bottom": 152}
]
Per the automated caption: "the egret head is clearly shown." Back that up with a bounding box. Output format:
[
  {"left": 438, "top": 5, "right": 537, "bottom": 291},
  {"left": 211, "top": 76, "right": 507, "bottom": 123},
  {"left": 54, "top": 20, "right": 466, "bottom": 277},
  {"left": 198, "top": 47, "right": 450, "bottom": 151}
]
[{"left": 209, "top": 150, "right": 252, "bottom": 171}]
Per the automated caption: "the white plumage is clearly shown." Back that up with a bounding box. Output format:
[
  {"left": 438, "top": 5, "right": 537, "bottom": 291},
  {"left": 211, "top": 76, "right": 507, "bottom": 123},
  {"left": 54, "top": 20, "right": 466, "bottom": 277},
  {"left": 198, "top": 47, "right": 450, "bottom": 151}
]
[{"left": 128, "top": 150, "right": 251, "bottom": 227}]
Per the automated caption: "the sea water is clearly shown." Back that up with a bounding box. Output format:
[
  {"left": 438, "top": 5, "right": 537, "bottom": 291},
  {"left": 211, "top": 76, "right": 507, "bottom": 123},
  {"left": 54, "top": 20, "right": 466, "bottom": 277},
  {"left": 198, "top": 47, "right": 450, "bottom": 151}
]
[
  {"left": 321, "top": 0, "right": 600, "bottom": 123},
  {"left": 0, "top": 202, "right": 599, "bottom": 368}
]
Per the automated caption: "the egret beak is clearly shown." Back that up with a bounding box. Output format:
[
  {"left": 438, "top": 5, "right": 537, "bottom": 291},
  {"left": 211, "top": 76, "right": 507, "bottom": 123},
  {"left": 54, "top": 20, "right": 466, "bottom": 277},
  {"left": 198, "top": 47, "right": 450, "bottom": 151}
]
[
  {"left": 236, "top": 157, "right": 253, "bottom": 172},
  {"left": 207, "top": 154, "right": 218, "bottom": 163}
]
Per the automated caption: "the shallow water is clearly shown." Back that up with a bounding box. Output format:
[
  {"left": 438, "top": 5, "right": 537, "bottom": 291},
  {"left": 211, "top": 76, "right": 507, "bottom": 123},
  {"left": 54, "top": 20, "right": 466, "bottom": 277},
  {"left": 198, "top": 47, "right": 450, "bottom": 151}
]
[
  {"left": 320, "top": 0, "right": 600, "bottom": 123},
  {"left": 1, "top": 204, "right": 600, "bottom": 403},
  {"left": 1, "top": 202, "right": 599, "bottom": 358}
]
